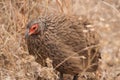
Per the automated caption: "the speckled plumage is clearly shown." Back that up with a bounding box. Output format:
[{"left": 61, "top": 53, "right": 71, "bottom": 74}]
[{"left": 25, "top": 13, "right": 101, "bottom": 79}]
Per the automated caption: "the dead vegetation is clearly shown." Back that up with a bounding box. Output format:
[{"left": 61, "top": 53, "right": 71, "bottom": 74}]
[{"left": 0, "top": 0, "right": 120, "bottom": 80}]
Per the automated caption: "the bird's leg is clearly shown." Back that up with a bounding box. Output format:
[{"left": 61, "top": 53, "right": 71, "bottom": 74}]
[
  {"left": 73, "top": 74, "right": 78, "bottom": 80},
  {"left": 59, "top": 72, "right": 63, "bottom": 80}
]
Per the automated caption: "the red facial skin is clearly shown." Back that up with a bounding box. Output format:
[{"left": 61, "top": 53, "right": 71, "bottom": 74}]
[{"left": 29, "top": 24, "right": 39, "bottom": 35}]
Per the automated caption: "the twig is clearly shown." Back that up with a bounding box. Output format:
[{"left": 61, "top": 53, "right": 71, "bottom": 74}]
[{"left": 55, "top": 44, "right": 100, "bottom": 69}]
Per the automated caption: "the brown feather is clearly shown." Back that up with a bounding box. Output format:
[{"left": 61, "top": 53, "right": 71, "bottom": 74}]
[{"left": 26, "top": 13, "right": 101, "bottom": 75}]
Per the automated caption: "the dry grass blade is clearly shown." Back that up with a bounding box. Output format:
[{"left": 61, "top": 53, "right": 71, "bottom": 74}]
[
  {"left": 55, "top": 44, "right": 100, "bottom": 69},
  {"left": 101, "top": 0, "right": 120, "bottom": 17},
  {"left": 56, "top": 0, "right": 72, "bottom": 14},
  {"left": 56, "top": 0, "right": 63, "bottom": 13}
]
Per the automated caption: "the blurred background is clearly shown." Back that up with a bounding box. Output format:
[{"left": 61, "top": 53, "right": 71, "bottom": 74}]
[{"left": 0, "top": 0, "right": 120, "bottom": 80}]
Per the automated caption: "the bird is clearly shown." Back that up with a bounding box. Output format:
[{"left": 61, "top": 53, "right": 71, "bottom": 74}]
[{"left": 25, "top": 13, "right": 101, "bottom": 80}]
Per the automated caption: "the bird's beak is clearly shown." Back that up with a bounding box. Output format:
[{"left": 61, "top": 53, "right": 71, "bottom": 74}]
[{"left": 25, "top": 29, "right": 29, "bottom": 39}]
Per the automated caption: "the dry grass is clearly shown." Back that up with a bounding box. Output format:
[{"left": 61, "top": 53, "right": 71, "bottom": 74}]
[{"left": 0, "top": 0, "right": 120, "bottom": 80}]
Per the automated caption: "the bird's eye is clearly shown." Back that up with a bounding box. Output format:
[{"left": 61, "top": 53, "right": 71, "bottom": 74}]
[
  {"left": 31, "top": 24, "right": 38, "bottom": 30},
  {"left": 32, "top": 26, "right": 36, "bottom": 30},
  {"left": 29, "top": 24, "right": 39, "bottom": 35}
]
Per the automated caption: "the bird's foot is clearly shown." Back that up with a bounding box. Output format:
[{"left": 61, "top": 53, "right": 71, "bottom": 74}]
[
  {"left": 73, "top": 74, "right": 78, "bottom": 80},
  {"left": 59, "top": 72, "right": 63, "bottom": 80}
]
